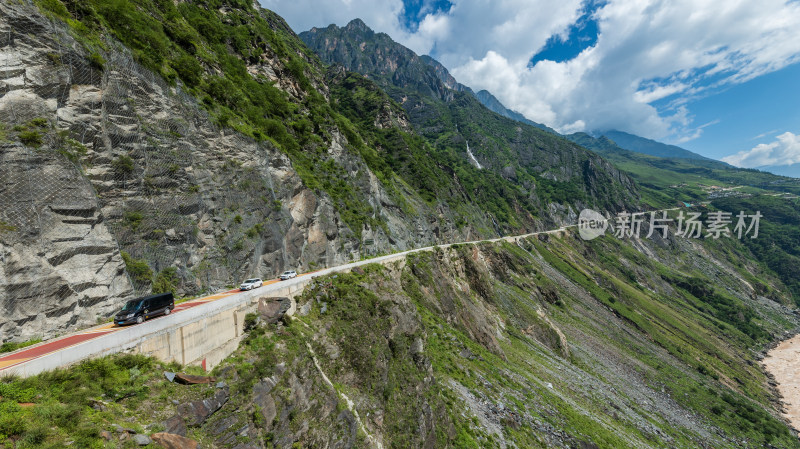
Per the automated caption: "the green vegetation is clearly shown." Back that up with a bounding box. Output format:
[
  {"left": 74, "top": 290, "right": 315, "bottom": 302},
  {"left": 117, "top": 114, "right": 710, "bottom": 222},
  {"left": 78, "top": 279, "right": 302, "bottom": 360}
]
[
  {"left": 11, "top": 118, "right": 49, "bottom": 148},
  {"left": 0, "top": 353, "right": 209, "bottom": 447},
  {"left": 0, "top": 221, "right": 17, "bottom": 234},
  {"left": 714, "top": 195, "right": 800, "bottom": 304},
  {"left": 572, "top": 134, "right": 800, "bottom": 207},
  {"left": 17, "top": 131, "right": 42, "bottom": 147},
  {"left": 111, "top": 155, "right": 134, "bottom": 175},
  {"left": 152, "top": 267, "right": 179, "bottom": 295},
  {"left": 661, "top": 273, "right": 767, "bottom": 341},
  {"left": 54, "top": 131, "right": 89, "bottom": 163},
  {"left": 331, "top": 72, "right": 540, "bottom": 228},
  {"left": 0, "top": 339, "right": 42, "bottom": 354},
  {"left": 120, "top": 250, "right": 152, "bottom": 289},
  {"left": 122, "top": 211, "right": 143, "bottom": 232}
]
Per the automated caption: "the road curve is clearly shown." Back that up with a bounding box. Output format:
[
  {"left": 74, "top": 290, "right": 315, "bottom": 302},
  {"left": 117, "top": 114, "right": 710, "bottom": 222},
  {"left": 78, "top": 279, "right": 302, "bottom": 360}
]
[{"left": 0, "top": 223, "right": 577, "bottom": 376}]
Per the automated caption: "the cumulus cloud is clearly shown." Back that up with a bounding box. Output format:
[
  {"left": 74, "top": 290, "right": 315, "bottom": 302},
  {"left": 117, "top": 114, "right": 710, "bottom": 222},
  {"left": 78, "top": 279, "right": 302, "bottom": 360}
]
[
  {"left": 722, "top": 132, "right": 800, "bottom": 168},
  {"left": 263, "top": 0, "right": 800, "bottom": 141},
  {"left": 450, "top": 0, "right": 800, "bottom": 139}
]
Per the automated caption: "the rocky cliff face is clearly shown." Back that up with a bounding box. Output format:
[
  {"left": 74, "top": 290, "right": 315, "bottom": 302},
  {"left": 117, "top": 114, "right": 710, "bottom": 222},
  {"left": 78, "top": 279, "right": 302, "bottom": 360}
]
[
  {"left": 0, "top": 1, "right": 484, "bottom": 341},
  {"left": 0, "top": 4, "right": 136, "bottom": 340},
  {"left": 304, "top": 19, "right": 457, "bottom": 102}
]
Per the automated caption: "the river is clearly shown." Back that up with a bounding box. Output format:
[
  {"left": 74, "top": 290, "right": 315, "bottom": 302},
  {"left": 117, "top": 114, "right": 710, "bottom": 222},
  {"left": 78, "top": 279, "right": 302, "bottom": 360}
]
[{"left": 763, "top": 334, "right": 800, "bottom": 437}]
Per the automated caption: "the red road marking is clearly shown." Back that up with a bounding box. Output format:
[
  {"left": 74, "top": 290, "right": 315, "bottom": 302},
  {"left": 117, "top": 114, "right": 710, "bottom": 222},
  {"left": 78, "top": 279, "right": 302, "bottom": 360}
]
[
  {"left": 0, "top": 330, "right": 115, "bottom": 370},
  {"left": 0, "top": 288, "right": 242, "bottom": 372}
]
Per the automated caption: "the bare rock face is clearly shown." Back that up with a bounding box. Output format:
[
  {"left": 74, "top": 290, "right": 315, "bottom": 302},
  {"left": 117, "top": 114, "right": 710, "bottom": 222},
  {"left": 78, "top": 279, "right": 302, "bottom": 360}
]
[
  {"left": 176, "top": 387, "right": 229, "bottom": 426},
  {"left": 163, "top": 415, "right": 187, "bottom": 437},
  {"left": 0, "top": 1, "right": 373, "bottom": 341},
  {"left": 0, "top": 130, "right": 132, "bottom": 341},
  {"left": 257, "top": 297, "right": 291, "bottom": 324}
]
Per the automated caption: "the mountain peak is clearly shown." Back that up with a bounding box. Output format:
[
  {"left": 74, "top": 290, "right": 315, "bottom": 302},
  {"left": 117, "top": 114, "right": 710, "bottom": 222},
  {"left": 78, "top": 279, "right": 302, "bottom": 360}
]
[
  {"left": 300, "top": 21, "right": 455, "bottom": 101},
  {"left": 345, "top": 18, "right": 370, "bottom": 32}
]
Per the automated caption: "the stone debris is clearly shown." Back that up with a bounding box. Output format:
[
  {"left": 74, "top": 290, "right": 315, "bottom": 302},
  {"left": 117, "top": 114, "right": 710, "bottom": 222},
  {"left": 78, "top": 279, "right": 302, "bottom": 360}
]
[
  {"left": 133, "top": 434, "right": 152, "bottom": 446},
  {"left": 257, "top": 297, "right": 291, "bottom": 324},
  {"left": 175, "top": 373, "right": 216, "bottom": 385},
  {"left": 163, "top": 415, "right": 188, "bottom": 437},
  {"left": 177, "top": 387, "right": 229, "bottom": 426},
  {"left": 151, "top": 432, "right": 200, "bottom": 449}
]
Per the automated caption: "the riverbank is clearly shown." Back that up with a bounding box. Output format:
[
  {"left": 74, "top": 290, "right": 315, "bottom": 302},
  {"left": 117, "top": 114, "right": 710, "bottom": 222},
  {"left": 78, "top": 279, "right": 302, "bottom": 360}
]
[{"left": 764, "top": 333, "right": 800, "bottom": 437}]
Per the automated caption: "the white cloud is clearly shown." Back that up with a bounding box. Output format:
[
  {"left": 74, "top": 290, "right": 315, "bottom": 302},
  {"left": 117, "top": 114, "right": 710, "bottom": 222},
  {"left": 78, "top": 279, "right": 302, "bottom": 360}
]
[
  {"left": 723, "top": 132, "right": 800, "bottom": 168},
  {"left": 675, "top": 119, "right": 720, "bottom": 144},
  {"left": 450, "top": 0, "right": 800, "bottom": 139},
  {"left": 262, "top": 0, "right": 800, "bottom": 142}
]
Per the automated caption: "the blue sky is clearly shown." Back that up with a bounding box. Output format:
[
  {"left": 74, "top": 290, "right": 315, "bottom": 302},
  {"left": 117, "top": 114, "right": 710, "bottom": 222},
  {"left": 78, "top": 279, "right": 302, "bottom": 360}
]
[
  {"left": 529, "top": 0, "right": 602, "bottom": 67},
  {"left": 264, "top": 0, "right": 800, "bottom": 168},
  {"left": 681, "top": 63, "right": 800, "bottom": 161}
]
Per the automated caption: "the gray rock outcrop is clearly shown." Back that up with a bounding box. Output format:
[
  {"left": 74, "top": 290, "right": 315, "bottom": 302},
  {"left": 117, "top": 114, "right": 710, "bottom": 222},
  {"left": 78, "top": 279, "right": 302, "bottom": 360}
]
[{"left": 0, "top": 0, "right": 470, "bottom": 341}]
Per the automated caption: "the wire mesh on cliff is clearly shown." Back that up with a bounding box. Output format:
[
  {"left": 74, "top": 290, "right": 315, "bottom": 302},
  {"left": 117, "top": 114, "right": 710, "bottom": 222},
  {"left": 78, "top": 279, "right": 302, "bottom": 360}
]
[{"left": 0, "top": 1, "right": 283, "bottom": 339}]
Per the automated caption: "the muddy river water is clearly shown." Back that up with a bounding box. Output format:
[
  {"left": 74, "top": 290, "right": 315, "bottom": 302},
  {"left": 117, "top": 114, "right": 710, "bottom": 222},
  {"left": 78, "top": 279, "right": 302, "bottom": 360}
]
[{"left": 763, "top": 334, "right": 800, "bottom": 436}]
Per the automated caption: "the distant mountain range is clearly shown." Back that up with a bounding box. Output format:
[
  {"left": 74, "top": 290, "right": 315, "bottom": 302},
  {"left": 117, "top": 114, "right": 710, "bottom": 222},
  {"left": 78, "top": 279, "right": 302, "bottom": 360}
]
[
  {"left": 567, "top": 131, "right": 717, "bottom": 163},
  {"left": 756, "top": 163, "right": 800, "bottom": 178},
  {"left": 472, "top": 89, "right": 800, "bottom": 180},
  {"left": 599, "top": 130, "right": 711, "bottom": 161}
]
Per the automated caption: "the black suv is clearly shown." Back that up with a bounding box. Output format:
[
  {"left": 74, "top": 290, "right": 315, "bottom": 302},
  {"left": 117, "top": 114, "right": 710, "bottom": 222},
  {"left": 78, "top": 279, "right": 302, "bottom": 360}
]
[{"left": 114, "top": 292, "right": 174, "bottom": 325}]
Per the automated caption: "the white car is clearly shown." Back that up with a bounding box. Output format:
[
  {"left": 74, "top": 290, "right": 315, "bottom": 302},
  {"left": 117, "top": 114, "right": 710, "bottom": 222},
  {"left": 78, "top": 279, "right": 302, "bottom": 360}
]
[
  {"left": 240, "top": 278, "right": 263, "bottom": 291},
  {"left": 279, "top": 270, "right": 297, "bottom": 281}
]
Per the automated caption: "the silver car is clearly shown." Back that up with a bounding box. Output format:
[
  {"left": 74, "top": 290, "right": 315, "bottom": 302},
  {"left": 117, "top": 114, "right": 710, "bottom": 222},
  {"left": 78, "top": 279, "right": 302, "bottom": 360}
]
[
  {"left": 279, "top": 270, "right": 297, "bottom": 281},
  {"left": 240, "top": 278, "right": 263, "bottom": 291}
]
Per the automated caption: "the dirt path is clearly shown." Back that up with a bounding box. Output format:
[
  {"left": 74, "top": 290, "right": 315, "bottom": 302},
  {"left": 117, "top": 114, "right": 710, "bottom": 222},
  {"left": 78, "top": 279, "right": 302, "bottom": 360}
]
[{"left": 763, "top": 334, "right": 800, "bottom": 436}]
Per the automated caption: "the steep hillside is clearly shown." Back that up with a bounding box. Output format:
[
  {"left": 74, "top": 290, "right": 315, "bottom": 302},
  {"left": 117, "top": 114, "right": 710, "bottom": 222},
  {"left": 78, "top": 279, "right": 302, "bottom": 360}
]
[
  {"left": 2, "top": 222, "right": 799, "bottom": 448},
  {"left": 300, "top": 20, "right": 639, "bottom": 215},
  {"left": 0, "top": 0, "right": 643, "bottom": 341},
  {"left": 713, "top": 195, "right": 800, "bottom": 305}
]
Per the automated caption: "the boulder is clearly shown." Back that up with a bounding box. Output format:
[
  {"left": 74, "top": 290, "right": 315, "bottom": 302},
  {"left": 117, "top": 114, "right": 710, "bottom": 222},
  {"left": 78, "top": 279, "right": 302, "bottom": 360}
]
[
  {"left": 163, "top": 415, "right": 187, "bottom": 437},
  {"left": 133, "top": 434, "right": 152, "bottom": 446},
  {"left": 151, "top": 432, "right": 200, "bottom": 449},
  {"left": 177, "top": 387, "right": 229, "bottom": 426},
  {"left": 257, "top": 297, "right": 291, "bottom": 324}
]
